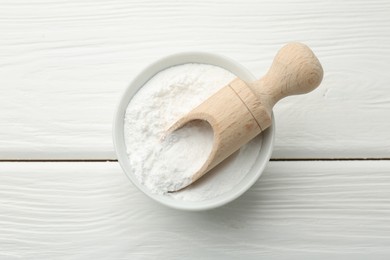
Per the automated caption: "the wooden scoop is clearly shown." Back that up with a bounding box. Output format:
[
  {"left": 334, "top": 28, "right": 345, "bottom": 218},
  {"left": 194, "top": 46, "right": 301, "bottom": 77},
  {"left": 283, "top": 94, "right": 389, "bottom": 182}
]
[{"left": 167, "top": 42, "right": 323, "bottom": 191}]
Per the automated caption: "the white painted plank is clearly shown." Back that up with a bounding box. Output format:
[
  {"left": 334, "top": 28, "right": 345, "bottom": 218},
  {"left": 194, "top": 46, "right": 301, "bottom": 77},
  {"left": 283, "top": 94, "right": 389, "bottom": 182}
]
[
  {"left": 1, "top": 161, "right": 390, "bottom": 258},
  {"left": 1, "top": 0, "right": 390, "bottom": 159}
]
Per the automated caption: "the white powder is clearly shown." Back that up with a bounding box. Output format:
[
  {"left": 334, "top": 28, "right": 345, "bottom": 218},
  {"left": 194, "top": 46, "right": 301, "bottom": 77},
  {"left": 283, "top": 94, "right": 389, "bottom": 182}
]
[{"left": 124, "top": 63, "right": 262, "bottom": 201}]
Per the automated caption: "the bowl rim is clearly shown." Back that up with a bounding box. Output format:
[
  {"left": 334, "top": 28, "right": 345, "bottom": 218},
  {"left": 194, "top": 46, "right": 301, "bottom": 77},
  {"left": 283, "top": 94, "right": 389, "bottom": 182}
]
[{"left": 113, "top": 52, "right": 275, "bottom": 211}]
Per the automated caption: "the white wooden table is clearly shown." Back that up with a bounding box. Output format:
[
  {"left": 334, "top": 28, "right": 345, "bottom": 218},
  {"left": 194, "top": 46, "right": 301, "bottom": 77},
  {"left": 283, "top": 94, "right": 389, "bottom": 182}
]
[{"left": 1, "top": 0, "right": 390, "bottom": 259}]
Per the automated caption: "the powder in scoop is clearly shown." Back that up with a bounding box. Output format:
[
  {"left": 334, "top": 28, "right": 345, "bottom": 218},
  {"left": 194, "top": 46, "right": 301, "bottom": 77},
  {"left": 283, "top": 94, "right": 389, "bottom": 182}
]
[
  {"left": 124, "top": 63, "right": 262, "bottom": 200},
  {"left": 153, "top": 120, "right": 213, "bottom": 191}
]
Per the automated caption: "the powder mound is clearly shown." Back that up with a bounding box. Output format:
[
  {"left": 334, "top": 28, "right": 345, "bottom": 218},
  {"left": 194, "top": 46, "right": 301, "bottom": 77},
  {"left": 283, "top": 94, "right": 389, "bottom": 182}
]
[{"left": 124, "top": 63, "right": 262, "bottom": 200}]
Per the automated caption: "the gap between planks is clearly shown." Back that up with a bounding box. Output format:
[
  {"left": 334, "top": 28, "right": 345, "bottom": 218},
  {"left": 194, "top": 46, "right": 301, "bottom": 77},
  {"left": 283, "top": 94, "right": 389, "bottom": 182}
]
[{"left": 0, "top": 158, "right": 390, "bottom": 162}]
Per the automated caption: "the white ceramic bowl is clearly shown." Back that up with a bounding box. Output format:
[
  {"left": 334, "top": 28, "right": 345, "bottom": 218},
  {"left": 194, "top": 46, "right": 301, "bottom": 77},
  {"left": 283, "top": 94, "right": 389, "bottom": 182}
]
[{"left": 113, "top": 52, "right": 275, "bottom": 211}]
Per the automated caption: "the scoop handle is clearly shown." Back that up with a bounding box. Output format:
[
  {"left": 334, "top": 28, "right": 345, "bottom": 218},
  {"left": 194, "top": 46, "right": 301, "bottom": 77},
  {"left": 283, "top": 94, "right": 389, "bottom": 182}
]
[{"left": 252, "top": 42, "right": 323, "bottom": 111}]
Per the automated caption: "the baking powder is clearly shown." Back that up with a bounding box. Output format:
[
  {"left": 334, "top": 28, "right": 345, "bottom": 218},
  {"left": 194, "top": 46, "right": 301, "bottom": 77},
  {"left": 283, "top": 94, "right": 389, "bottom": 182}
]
[{"left": 124, "top": 63, "right": 261, "bottom": 201}]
